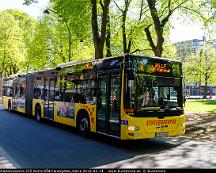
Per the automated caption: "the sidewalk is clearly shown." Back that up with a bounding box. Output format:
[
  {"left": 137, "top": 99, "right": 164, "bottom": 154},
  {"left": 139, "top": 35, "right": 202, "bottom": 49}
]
[
  {"left": 0, "top": 100, "right": 19, "bottom": 169},
  {"left": 0, "top": 146, "right": 19, "bottom": 168},
  {"left": 96, "top": 138, "right": 216, "bottom": 168},
  {"left": 186, "top": 95, "right": 216, "bottom": 101}
]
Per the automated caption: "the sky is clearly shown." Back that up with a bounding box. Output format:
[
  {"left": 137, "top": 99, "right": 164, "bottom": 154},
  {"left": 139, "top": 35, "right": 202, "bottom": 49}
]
[
  {"left": 0, "top": 0, "right": 204, "bottom": 43},
  {"left": 170, "top": 14, "right": 204, "bottom": 43},
  {"left": 0, "top": 0, "right": 49, "bottom": 18}
]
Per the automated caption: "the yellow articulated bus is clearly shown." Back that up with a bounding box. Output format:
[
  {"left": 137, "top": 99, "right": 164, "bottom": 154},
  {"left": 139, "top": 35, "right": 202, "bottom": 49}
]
[{"left": 1, "top": 54, "right": 185, "bottom": 140}]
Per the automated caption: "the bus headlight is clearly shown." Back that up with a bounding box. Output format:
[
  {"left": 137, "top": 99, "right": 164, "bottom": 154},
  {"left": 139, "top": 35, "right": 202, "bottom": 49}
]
[
  {"left": 181, "top": 123, "right": 185, "bottom": 128},
  {"left": 128, "top": 126, "right": 139, "bottom": 131}
]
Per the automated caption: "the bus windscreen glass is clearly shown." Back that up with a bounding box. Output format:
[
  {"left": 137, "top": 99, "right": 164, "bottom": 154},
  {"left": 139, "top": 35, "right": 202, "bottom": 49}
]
[{"left": 125, "top": 55, "right": 183, "bottom": 117}]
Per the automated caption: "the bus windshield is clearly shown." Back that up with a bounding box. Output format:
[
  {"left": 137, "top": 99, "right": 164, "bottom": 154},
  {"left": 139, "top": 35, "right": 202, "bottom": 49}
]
[{"left": 125, "top": 74, "right": 184, "bottom": 117}]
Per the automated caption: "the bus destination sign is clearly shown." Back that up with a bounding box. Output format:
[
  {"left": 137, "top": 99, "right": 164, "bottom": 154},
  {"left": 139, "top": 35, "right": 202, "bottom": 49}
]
[{"left": 153, "top": 63, "right": 171, "bottom": 73}]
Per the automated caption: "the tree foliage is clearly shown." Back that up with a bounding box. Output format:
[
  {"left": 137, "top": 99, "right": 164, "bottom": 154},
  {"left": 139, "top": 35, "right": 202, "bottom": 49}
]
[
  {"left": 0, "top": 0, "right": 212, "bottom": 77},
  {"left": 23, "top": 0, "right": 38, "bottom": 6},
  {"left": 0, "top": 10, "right": 34, "bottom": 76},
  {"left": 183, "top": 43, "right": 216, "bottom": 98},
  {"left": 0, "top": 9, "right": 36, "bottom": 95}
]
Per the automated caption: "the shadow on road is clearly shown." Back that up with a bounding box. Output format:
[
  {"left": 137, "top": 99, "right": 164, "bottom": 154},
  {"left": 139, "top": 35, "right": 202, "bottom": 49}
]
[
  {"left": 2, "top": 107, "right": 208, "bottom": 168},
  {"left": 93, "top": 134, "right": 177, "bottom": 152},
  {"left": 98, "top": 139, "right": 216, "bottom": 168}
]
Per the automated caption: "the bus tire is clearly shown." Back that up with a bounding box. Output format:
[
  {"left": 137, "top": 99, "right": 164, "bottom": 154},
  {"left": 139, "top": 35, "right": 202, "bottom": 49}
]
[
  {"left": 8, "top": 101, "right": 12, "bottom": 112},
  {"left": 77, "top": 113, "right": 90, "bottom": 137},
  {"left": 35, "top": 105, "right": 41, "bottom": 122}
]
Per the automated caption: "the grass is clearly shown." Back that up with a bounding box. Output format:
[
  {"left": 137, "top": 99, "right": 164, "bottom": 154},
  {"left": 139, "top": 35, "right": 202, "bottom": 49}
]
[{"left": 185, "top": 100, "right": 216, "bottom": 113}]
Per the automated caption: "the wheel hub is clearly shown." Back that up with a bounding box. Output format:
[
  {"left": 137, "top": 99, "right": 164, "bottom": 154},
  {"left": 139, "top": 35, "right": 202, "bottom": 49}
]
[{"left": 80, "top": 118, "right": 88, "bottom": 131}]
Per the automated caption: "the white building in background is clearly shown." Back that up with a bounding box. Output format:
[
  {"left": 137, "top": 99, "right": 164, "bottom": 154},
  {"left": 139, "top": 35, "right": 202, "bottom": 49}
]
[
  {"left": 174, "top": 36, "right": 216, "bottom": 61},
  {"left": 175, "top": 36, "right": 216, "bottom": 97},
  {"left": 174, "top": 36, "right": 205, "bottom": 61}
]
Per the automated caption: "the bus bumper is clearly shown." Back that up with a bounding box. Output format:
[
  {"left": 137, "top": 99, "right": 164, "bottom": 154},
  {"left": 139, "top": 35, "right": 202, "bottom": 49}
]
[{"left": 120, "top": 114, "right": 186, "bottom": 140}]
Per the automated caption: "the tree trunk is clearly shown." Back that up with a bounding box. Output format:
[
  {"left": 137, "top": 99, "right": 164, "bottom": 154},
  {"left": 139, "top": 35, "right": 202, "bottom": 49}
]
[
  {"left": 91, "top": 0, "right": 110, "bottom": 59},
  {"left": 106, "top": 8, "right": 112, "bottom": 57},
  {"left": 145, "top": 0, "right": 165, "bottom": 57},
  {"left": 203, "top": 81, "right": 208, "bottom": 99},
  {"left": 0, "top": 73, "right": 2, "bottom": 97},
  {"left": 203, "top": 73, "right": 208, "bottom": 99},
  {"left": 122, "top": 9, "right": 127, "bottom": 53},
  {"left": 121, "top": 0, "right": 131, "bottom": 54},
  {"left": 91, "top": 0, "right": 100, "bottom": 59}
]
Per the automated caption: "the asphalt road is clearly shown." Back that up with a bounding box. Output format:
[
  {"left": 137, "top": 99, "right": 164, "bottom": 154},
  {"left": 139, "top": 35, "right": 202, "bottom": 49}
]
[
  {"left": 1, "top": 105, "right": 216, "bottom": 169},
  {"left": 0, "top": 105, "right": 176, "bottom": 168}
]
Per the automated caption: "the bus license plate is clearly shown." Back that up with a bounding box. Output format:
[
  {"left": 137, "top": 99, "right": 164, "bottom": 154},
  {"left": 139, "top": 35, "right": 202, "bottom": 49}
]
[{"left": 156, "top": 132, "right": 168, "bottom": 137}]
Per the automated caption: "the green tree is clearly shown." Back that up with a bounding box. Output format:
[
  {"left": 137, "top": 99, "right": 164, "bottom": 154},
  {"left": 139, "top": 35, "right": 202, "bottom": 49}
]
[
  {"left": 7, "top": 9, "right": 37, "bottom": 72},
  {"left": 0, "top": 11, "right": 26, "bottom": 76},
  {"left": 91, "top": 0, "right": 111, "bottom": 59},
  {"left": 114, "top": 0, "right": 133, "bottom": 53},
  {"left": 183, "top": 43, "right": 216, "bottom": 98},
  {"left": 26, "top": 18, "right": 57, "bottom": 71},
  {"left": 50, "top": 0, "right": 92, "bottom": 61},
  {"left": 23, "top": 0, "right": 209, "bottom": 59},
  {"left": 23, "top": 0, "right": 38, "bottom": 5},
  {"left": 144, "top": 0, "right": 199, "bottom": 57},
  {"left": 0, "top": 10, "right": 27, "bottom": 95}
]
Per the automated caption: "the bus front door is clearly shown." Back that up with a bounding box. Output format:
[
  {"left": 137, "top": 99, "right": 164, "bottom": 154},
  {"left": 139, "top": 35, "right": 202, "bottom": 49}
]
[
  {"left": 44, "top": 79, "right": 55, "bottom": 120},
  {"left": 97, "top": 73, "right": 120, "bottom": 137},
  {"left": 109, "top": 73, "right": 121, "bottom": 136}
]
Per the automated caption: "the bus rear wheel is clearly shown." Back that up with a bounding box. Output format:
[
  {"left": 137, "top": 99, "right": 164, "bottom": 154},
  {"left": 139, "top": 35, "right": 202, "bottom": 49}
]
[
  {"left": 35, "top": 106, "right": 41, "bottom": 122},
  {"left": 77, "top": 115, "right": 90, "bottom": 137}
]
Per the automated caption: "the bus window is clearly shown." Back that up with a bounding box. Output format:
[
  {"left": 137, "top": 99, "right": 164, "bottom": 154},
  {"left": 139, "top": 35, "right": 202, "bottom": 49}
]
[
  {"left": 125, "top": 79, "right": 135, "bottom": 109},
  {"left": 110, "top": 74, "right": 121, "bottom": 132},
  {"left": 55, "top": 77, "right": 62, "bottom": 101},
  {"left": 34, "top": 76, "right": 44, "bottom": 99},
  {"left": 61, "top": 75, "right": 96, "bottom": 104},
  {"left": 110, "top": 75, "right": 120, "bottom": 112},
  {"left": 65, "top": 80, "right": 75, "bottom": 102},
  {"left": 34, "top": 87, "right": 42, "bottom": 99},
  {"left": 14, "top": 85, "right": 19, "bottom": 98},
  {"left": 80, "top": 79, "right": 96, "bottom": 104},
  {"left": 50, "top": 83, "right": 55, "bottom": 101},
  {"left": 19, "top": 84, "right": 26, "bottom": 98},
  {"left": 54, "top": 90, "right": 60, "bottom": 101},
  {"left": 2, "top": 80, "right": 14, "bottom": 96},
  {"left": 125, "top": 74, "right": 183, "bottom": 116},
  {"left": 57, "top": 76, "right": 76, "bottom": 102},
  {"left": 19, "top": 85, "right": 23, "bottom": 97}
]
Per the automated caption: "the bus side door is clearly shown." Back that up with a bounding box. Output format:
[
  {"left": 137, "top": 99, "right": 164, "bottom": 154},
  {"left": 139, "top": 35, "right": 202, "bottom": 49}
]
[
  {"left": 97, "top": 74, "right": 107, "bottom": 131},
  {"left": 109, "top": 73, "right": 121, "bottom": 135},
  {"left": 97, "top": 72, "right": 121, "bottom": 137},
  {"left": 44, "top": 78, "right": 55, "bottom": 120}
]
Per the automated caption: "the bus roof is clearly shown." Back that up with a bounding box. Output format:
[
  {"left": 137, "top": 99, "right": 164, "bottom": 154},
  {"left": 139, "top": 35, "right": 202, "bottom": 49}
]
[
  {"left": 56, "top": 54, "right": 181, "bottom": 69},
  {"left": 3, "top": 54, "right": 180, "bottom": 80},
  {"left": 127, "top": 54, "right": 181, "bottom": 63}
]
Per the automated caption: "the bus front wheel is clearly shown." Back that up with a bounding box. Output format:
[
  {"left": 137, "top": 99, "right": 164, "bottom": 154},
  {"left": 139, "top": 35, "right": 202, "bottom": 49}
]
[
  {"left": 77, "top": 115, "right": 90, "bottom": 137},
  {"left": 35, "top": 106, "right": 41, "bottom": 122}
]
